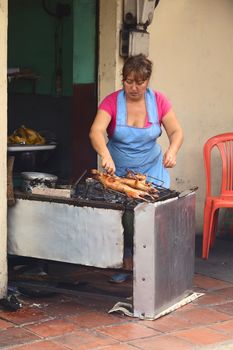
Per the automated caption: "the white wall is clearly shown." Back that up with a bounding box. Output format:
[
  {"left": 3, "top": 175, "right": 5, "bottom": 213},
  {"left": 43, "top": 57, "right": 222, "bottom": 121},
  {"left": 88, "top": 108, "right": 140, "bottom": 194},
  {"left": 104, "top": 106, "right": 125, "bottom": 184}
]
[
  {"left": 149, "top": 0, "right": 233, "bottom": 231},
  {"left": 0, "top": 0, "right": 8, "bottom": 298}
]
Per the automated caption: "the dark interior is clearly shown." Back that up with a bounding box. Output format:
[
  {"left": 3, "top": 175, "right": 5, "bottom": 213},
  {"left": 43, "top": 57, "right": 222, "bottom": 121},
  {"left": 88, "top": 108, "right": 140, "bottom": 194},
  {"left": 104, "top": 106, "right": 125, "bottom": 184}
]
[{"left": 7, "top": 0, "right": 98, "bottom": 183}]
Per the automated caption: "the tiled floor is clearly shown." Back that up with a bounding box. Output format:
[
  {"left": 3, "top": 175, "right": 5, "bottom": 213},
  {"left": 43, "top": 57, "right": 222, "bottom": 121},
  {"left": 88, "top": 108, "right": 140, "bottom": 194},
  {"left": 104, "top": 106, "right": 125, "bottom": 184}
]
[{"left": 1, "top": 274, "right": 233, "bottom": 349}]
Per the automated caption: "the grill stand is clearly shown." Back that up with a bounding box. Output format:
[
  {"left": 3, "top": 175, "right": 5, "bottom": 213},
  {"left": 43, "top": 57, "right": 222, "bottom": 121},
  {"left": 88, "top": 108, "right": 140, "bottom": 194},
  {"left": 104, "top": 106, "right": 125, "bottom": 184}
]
[
  {"left": 7, "top": 193, "right": 196, "bottom": 319},
  {"left": 133, "top": 194, "right": 195, "bottom": 319}
]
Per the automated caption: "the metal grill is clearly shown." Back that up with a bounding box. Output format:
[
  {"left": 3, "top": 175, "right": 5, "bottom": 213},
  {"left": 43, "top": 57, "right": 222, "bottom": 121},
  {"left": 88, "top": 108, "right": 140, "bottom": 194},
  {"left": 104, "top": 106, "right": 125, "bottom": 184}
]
[{"left": 72, "top": 178, "right": 179, "bottom": 209}]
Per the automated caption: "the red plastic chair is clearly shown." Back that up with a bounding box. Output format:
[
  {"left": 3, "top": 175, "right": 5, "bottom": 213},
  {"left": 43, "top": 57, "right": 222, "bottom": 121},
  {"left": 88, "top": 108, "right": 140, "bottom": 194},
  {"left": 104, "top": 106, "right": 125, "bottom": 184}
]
[{"left": 202, "top": 133, "right": 233, "bottom": 259}]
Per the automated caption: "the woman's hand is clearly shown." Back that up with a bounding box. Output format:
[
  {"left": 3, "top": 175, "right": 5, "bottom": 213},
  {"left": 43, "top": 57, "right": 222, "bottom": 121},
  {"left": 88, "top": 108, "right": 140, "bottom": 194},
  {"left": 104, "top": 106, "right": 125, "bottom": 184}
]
[
  {"left": 163, "top": 149, "right": 177, "bottom": 168},
  {"left": 161, "top": 109, "right": 184, "bottom": 168},
  {"left": 89, "top": 109, "right": 115, "bottom": 174},
  {"left": 101, "top": 155, "right": 116, "bottom": 175}
]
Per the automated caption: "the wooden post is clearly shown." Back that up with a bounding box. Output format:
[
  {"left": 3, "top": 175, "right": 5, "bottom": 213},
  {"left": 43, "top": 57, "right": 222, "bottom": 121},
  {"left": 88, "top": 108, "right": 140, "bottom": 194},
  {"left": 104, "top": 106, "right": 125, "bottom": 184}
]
[{"left": 7, "top": 156, "right": 15, "bottom": 206}]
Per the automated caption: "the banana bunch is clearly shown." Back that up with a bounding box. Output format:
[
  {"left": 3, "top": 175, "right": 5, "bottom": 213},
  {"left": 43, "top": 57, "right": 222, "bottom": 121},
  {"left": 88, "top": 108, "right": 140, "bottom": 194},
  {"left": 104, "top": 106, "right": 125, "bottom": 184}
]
[{"left": 8, "top": 125, "right": 46, "bottom": 145}]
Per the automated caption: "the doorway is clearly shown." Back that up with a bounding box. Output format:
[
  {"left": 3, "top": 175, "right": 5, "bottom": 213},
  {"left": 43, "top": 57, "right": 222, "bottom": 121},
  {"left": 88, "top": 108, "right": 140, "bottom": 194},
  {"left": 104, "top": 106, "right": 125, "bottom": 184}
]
[{"left": 7, "top": 0, "right": 98, "bottom": 183}]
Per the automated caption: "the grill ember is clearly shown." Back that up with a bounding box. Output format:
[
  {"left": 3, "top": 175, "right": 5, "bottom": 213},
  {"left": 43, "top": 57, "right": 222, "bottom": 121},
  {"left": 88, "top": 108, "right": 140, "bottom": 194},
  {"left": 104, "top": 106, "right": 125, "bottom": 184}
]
[{"left": 73, "top": 169, "right": 179, "bottom": 208}]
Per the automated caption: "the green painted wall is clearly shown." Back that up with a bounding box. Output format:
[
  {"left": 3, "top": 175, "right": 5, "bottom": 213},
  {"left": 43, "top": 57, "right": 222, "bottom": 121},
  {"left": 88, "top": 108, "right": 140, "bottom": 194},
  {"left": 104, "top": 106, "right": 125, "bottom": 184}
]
[
  {"left": 8, "top": 0, "right": 73, "bottom": 96},
  {"left": 8, "top": 0, "right": 97, "bottom": 95},
  {"left": 73, "top": 0, "right": 97, "bottom": 84}
]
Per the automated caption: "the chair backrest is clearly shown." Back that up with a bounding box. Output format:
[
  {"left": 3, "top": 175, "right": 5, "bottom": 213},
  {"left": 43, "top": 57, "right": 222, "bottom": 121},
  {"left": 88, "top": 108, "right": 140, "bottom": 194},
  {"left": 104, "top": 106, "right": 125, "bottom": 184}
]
[{"left": 203, "top": 133, "right": 233, "bottom": 197}]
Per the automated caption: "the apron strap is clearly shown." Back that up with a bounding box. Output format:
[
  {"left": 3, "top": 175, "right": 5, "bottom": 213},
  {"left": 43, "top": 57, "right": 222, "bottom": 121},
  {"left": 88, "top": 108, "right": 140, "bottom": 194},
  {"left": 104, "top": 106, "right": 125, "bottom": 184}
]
[
  {"left": 146, "top": 88, "right": 159, "bottom": 123},
  {"left": 116, "top": 88, "right": 159, "bottom": 125}
]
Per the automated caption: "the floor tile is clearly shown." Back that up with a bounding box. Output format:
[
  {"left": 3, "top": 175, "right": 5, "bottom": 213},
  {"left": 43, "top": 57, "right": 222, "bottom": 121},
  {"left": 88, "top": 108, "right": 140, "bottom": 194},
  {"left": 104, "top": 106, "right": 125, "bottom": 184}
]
[
  {"left": 209, "top": 319, "right": 233, "bottom": 333},
  {"left": 215, "top": 287, "right": 233, "bottom": 298},
  {"left": 131, "top": 334, "right": 194, "bottom": 350},
  {"left": 42, "top": 299, "right": 87, "bottom": 317},
  {"left": 0, "top": 306, "right": 50, "bottom": 325},
  {"left": 9, "top": 340, "right": 69, "bottom": 350},
  {"left": 213, "top": 302, "right": 233, "bottom": 316},
  {"left": 193, "top": 275, "right": 232, "bottom": 290},
  {"left": 3, "top": 272, "right": 233, "bottom": 350},
  {"left": 98, "top": 344, "right": 137, "bottom": 350},
  {"left": 66, "top": 310, "right": 126, "bottom": 329},
  {"left": 193, "top": 292, "right": 233, "bottom": 306},
  {"left": 0, "top": 318, "right": 14, "bottom": 330},
  {"left": 53, "top": 329, "right": 117, "bottom": 350},
  {"left": 96, "top": 323, "right": 160, "bottom": 341},
  {"left": 25, "top": 318, "right": 80, "bottom": 337},
  {"left": 175, "top": 303, "right": 197, "bottom": 312},
  {"left": 175, "top": 306, "right": 232, "bottom": 324},
  {"left": 142, "top": 314, "right": 196, "bottom": 332},
  {"left": 0, "top": 327, "right": 40, "bottom": 348},
  {"left": 72, "top": 296, "right": 117, "bottom": 312},
  {"left": 174, "top": 326, "right": 232, "bottom": 345}
]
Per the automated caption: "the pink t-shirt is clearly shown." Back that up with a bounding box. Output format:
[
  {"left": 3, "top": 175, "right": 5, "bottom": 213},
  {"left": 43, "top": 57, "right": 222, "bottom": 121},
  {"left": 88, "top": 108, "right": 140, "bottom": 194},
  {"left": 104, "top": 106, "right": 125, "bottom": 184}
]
[{"left": 98, "top": 89, "right": 172, "bottom": 138}]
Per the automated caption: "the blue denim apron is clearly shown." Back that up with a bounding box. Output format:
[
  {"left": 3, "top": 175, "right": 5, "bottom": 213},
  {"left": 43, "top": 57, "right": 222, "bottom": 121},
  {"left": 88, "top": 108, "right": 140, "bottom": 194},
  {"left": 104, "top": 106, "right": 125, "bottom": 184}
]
[{"left": 107, "top": 88, "right": 170, "bottom": 188}]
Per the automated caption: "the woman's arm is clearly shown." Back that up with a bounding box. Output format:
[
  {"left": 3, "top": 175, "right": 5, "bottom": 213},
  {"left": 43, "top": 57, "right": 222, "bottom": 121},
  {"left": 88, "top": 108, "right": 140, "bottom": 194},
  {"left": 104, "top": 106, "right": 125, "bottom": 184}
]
[
  {"left": 89, "top": 109, "right": 116, "bottom": 174},
  {"left": 161, "top": 109, "right": 184, "bottom": 168}
]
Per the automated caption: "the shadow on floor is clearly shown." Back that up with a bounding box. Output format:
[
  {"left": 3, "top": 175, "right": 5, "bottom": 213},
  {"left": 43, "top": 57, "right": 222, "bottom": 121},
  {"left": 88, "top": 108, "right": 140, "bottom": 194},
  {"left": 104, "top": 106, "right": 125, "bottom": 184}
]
[
  {"left": 195, "top": 233, "right": 233, "bottom": 283},
  {"left": 8, "top": 257, "right": 133, "bottom": 303}
]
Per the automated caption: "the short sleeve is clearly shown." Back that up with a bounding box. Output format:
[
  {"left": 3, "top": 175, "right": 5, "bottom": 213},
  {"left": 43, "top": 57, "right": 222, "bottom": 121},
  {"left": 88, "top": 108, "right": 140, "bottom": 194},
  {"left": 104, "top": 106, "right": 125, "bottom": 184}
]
[
  {"left": 98, "top": 91, "right": 119, "bottom": 138},
  {"left": 98, "top": 92, "right": 118, "bottom": 118},
  {"left": 155, "top": 91, "right": 172, "bottom": 123}
]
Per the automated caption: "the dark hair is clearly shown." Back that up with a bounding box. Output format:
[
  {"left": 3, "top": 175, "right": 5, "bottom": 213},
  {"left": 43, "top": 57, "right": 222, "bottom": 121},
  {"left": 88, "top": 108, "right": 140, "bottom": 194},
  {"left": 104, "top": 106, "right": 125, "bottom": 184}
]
[{"left": 122, "top": 54, "right": 153, "bottom": 81}]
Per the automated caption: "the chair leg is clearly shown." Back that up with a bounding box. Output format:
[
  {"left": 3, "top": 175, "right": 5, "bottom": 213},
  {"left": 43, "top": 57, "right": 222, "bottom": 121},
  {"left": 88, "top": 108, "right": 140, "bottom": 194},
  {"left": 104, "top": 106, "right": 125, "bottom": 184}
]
[
  {"left": 210, "top": 209, "right": 219, "bottom": 248},
  {"left": 202, "top": 200, "right": 213, "bottom": 259},
  {"left": 205, "top": 207, "right": 218, "bottom": 258}
]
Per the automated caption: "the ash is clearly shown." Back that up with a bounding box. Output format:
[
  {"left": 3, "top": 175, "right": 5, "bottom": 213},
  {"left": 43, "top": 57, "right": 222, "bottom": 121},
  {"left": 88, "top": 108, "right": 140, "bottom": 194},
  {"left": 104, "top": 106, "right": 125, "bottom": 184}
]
[{"left": 73, "top": 178, "right": 139, "bottom": 206}]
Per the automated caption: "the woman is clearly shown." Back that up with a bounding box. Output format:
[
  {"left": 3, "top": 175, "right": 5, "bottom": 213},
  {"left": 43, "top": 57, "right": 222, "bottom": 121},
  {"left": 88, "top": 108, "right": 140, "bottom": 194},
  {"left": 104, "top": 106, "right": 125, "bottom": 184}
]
[
  {"left": 89, "top": 54, "right": 183, "bottom": 188},
  {"left": 90, "top": 54, "right": 183, "bottom": 283}
]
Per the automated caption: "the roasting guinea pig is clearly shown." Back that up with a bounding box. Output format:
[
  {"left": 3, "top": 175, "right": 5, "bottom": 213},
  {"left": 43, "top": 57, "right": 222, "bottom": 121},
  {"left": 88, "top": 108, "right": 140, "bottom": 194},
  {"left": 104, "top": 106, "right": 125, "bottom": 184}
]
[{"left": 8, "top": 125, "right": 46, "bottom": 145}]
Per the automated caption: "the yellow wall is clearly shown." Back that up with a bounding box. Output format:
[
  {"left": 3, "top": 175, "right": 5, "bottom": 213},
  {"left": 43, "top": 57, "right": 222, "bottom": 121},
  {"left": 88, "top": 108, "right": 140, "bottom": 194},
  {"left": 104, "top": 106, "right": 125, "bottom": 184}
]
[
  {"left": 0, "top": 0, "right": 8, "bottom": 297},
  {"left": 99, "top": 0, "right": 233, "bottom": 232},
  {"left": 149, "top": 0, "right": 233, "bottom": 231}
]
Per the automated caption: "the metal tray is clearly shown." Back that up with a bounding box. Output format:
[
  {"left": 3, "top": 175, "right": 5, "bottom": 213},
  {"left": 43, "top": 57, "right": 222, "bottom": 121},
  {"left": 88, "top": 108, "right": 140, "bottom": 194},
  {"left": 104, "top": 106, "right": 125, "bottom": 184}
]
[{"left": 7, "top": 143, "right": 57, "bottom": 152}]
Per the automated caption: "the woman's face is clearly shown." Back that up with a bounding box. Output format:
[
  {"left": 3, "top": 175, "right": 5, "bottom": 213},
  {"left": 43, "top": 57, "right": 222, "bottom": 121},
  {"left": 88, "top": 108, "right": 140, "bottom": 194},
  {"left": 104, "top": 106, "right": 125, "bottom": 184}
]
[{"left": 123, "top": 72, "right": 149, "bottom": 101}]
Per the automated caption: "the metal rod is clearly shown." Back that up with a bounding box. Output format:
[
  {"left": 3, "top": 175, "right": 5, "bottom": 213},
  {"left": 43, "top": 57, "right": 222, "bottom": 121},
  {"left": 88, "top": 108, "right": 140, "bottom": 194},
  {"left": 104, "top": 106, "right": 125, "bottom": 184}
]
[
  {"left": 125, "top": 168, "right": 165, "bottom": 187},
  {"left": 73, "top": 169, "right": 87, "bottom": 187}
]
